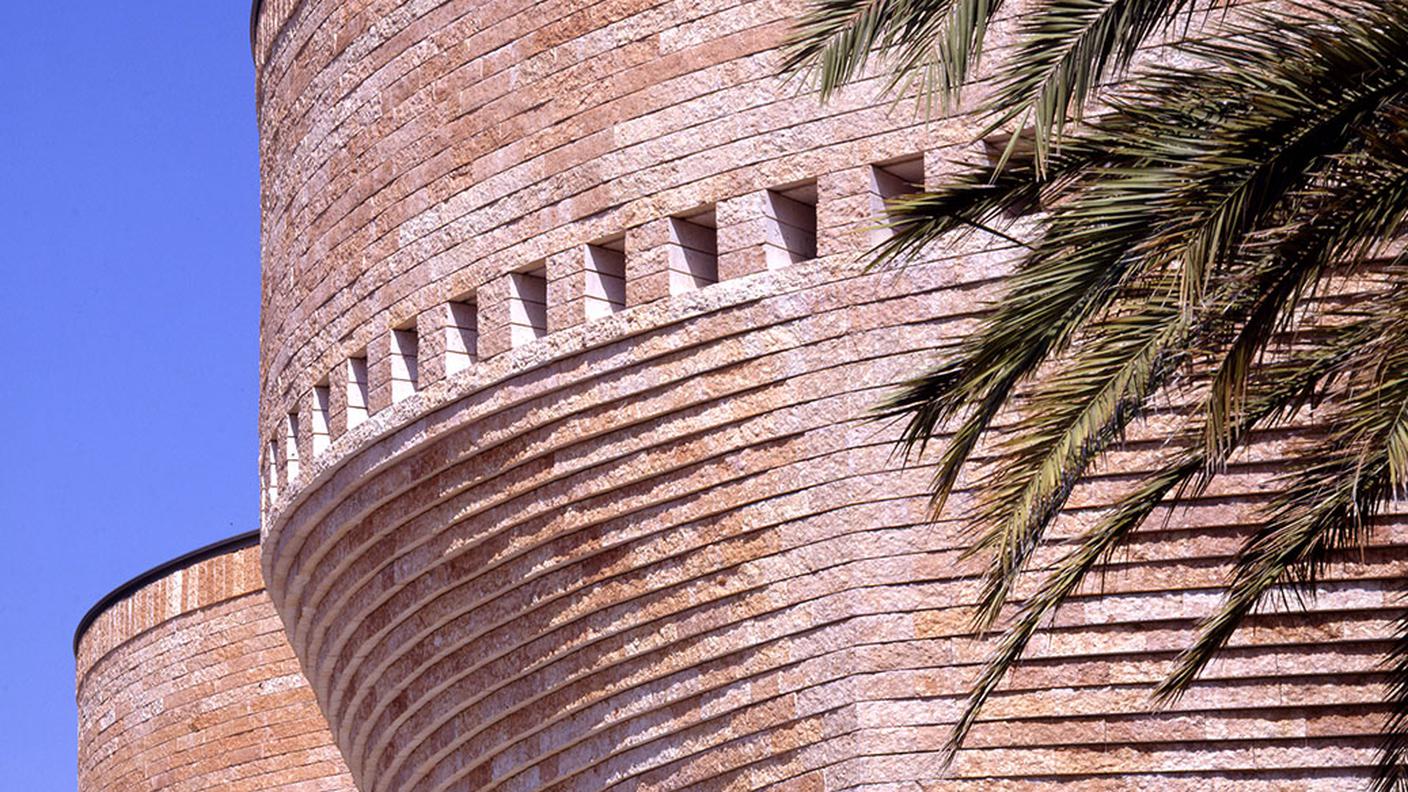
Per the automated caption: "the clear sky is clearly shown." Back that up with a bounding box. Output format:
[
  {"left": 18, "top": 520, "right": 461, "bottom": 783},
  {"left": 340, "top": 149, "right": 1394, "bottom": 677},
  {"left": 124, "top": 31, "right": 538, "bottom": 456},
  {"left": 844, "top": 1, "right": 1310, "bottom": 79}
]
[{"left": 0, "top": 3, "right": 260, "bottom": 787}]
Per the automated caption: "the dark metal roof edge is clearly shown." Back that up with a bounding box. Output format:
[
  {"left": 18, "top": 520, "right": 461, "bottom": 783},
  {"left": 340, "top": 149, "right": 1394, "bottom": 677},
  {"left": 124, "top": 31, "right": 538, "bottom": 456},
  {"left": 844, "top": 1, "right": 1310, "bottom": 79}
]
[{"left": 73, "top": 530, "right": 261, "bottom": 657}]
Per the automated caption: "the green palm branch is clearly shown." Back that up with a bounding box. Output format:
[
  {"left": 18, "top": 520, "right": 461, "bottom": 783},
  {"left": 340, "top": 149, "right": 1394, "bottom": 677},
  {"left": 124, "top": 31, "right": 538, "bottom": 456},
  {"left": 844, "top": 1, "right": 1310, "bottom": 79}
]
[{"left": 789, "top": 0, "right": 1408, "bottom": 787}]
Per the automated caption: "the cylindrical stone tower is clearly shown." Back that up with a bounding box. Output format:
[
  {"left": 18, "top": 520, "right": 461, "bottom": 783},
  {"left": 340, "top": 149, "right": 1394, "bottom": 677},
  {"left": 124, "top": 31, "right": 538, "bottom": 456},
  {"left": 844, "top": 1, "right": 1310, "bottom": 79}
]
[
  {"left": 250, "top": 1, "right": 1405, "bottom": 790},
  {"left": 75, "top": 533, "right": 355, "bottom": 791}
]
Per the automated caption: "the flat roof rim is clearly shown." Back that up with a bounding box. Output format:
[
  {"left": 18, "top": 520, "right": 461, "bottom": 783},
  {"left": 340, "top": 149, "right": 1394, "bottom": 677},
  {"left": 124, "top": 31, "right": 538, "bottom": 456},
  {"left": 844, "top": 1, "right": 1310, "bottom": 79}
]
[{"left": 72, "top": 530, "right": 261, "bottom": 657}]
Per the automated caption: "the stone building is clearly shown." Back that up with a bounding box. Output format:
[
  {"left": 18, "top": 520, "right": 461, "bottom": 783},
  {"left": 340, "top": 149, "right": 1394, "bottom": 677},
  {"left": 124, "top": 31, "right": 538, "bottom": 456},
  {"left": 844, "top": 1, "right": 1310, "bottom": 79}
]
[{"left": 75, "top": 0, "right": 1404, "bottom": 789}]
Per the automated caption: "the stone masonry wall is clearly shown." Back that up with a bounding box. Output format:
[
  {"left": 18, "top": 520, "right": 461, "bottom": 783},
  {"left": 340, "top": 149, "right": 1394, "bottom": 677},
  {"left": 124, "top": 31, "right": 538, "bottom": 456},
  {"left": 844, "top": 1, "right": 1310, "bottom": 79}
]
[
  {"left": 252, "top": 0, "right": 1408, "bottom": 790},
  {"left": 76, "top": 542, "right": 355, "bottom": 792}
]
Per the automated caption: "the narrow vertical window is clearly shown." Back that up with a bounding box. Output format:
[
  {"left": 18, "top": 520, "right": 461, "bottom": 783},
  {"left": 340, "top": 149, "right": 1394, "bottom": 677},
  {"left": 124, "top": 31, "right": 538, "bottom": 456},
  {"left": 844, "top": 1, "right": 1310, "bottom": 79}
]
[
  {"left": 667, "top": 209, "right": 718, "bottom": 293},
  {"left": 763, "top": 181, "right": 817, "bottom": 268},
  {"left": 265, "top": 440, "right": 280, "bottom": 508},
  {"left": 284, "top": 412, "right": 300, "bottom": 482},
  {"left": 868, "top": 156, "right": 925, "bottom": 243},
  {"left": 445, "top": 295, "right": 478, "bottom": 375},
  {"left": 390, "top": 322, "right": 420, "bottom": 403},
  {"left": 346, "top": 352, "right": 369, "bottom": 428},
  {"left": 311, "top": 378, "right": 331, "bottom": 453},
  {"left": 583, "top": 235, "right": 626, "bottom": 319},
  {"left": 984, "top": 130, "right": 1040, "bottom": 216},
  {"left": 509, "top": 266, "right": 548, "bottom": 347}
]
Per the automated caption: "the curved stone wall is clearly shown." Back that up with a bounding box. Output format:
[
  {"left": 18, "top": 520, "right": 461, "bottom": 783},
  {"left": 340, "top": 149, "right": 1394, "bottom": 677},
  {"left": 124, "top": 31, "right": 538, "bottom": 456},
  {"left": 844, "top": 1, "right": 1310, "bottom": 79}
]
[
  {"left": 253, "top": 1, "right": 1408, "bottom": 790},
  {"left": 75, "top": 539, "right": 355, "bottom": 792}
]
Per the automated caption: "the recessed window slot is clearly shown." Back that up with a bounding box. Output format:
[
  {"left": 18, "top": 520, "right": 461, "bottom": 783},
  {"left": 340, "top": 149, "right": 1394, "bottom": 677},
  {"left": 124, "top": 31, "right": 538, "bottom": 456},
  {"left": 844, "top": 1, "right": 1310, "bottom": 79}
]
[
  {"left": 265, "top": 440, "right": 280, "bottom": 508},
  {"left": 390, "top": 322, "right": 420, "bottom": 403},
  {"left": 584, "top": 236, "right": 626, "bottom": 319},
  {"left": 509, "top": 266, "right": 548, "bottom": 346},
  {"left": 346, "top": 352, "right": 369, "bottom": 428},
  {"left": 763, "top": 181, "right": 817, "bottom": 267},
  {"left": 668, "top": 209, "right": 718, "bottom": 293},
  {"left": 869, "top": 156, "right": 925, "bottom": 241},
  {"left": 445, "top": 295, "right": 478, "bottom": 375},
  {"left": 983, "top": 130, "right": 1041, "bottom": 216},
  {"left": 284, "top": 412, "right": 300, "bottom": 482},
  {"left": 311, "top": 378, "right": 331, "bottom": 453}
]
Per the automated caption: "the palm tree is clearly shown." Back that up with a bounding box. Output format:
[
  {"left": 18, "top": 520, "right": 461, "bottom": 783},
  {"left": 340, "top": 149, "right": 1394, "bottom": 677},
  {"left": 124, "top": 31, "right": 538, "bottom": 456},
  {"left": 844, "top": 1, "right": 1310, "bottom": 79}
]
[{"left": 785, "top": 0, "right": 1408, "bottom": 787}]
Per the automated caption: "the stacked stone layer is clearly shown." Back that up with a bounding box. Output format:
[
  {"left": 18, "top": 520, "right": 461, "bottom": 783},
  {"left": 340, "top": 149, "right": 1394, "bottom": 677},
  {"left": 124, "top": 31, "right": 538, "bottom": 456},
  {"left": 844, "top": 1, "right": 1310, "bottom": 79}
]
[
  {"left": 75, "top": 543, "right": 355, "bottom": 792},
  {"left": 252, "top": 0, "right": 1408, "bottom": 790}
]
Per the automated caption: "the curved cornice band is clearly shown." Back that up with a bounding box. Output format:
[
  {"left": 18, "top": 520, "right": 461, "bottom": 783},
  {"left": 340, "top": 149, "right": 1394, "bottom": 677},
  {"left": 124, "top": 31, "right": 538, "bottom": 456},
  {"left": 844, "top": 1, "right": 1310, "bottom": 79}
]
[{"left": 72, "top": 530, "right": 260, "bottom": 655}]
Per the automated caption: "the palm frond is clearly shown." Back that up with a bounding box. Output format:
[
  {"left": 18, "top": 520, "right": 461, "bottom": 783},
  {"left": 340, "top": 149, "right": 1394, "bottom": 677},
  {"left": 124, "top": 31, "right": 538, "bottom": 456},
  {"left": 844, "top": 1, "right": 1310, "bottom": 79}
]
[
  {"left": 795, "top": 0, "right": 1408, "bottom": 777},
  {"left": 782, "top": 0, "right": 979, "bottom": 104},
  {"left": 965, "top": 296, "right": 1187, "bottom": 628},
  {"left": 1108, "top": 34, "right": 1408, "bottom": 309},
  {"left": 946, "top": 451, "right": 1204, "bottom": 761},
  {"left": 1203, "top": 144, "right": 1408, "bottom": 465},
  {"left": 876, "top": 143, "right": 1180, "bottom": 511},
  {"left": 946, "top": 325, "right": 1371, "bottom": 758},
  {"left": 986, "top": 0, "right": 1194, "bottom": 169},
  {"left": 782, "top": 1, "right": 944, "bottom": 99},
  {"left": 931, "top": 0, "right": 1006, "bottom": 105},
  {"left": 1160, "top": 303, "right": 1408, "bottom": 699}
]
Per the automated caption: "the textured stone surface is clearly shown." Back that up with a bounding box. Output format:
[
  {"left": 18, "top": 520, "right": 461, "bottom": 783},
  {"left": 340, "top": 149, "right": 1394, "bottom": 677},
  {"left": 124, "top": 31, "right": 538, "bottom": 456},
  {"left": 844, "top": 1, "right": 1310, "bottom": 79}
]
[
  {"left": 75, "top": 544, "right": 355, "bottom": 792},
  {"left": 248, "top": 0, "right": 1408, "bottom": 790}
]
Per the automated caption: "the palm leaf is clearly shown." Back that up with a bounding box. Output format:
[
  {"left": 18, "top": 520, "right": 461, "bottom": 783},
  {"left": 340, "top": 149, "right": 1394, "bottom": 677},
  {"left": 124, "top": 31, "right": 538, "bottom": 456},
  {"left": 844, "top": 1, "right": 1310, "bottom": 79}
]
[
  {"left": 986, "top": 0, "right": 1195, "bottom": 169},
  {"left": 946, "top": 321, "right": 1373, "bottom": 759},
  {"left": 1161, "top": 293, "right": 1408, "bottom": 698}
]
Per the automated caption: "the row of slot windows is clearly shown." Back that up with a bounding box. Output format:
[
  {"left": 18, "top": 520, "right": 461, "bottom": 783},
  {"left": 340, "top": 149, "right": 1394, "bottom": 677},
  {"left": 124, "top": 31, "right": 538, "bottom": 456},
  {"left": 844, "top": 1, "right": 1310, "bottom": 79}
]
[{"left": 264, "top": 157, "right": 928, "bottom": 500}]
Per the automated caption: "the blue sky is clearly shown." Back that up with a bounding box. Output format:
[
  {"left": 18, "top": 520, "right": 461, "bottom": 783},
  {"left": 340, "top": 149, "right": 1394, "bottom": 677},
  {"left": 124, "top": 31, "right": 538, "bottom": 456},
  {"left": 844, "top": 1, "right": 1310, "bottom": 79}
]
[{"left": 0, "top": 3, "right": 260, "bottom": 787}]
